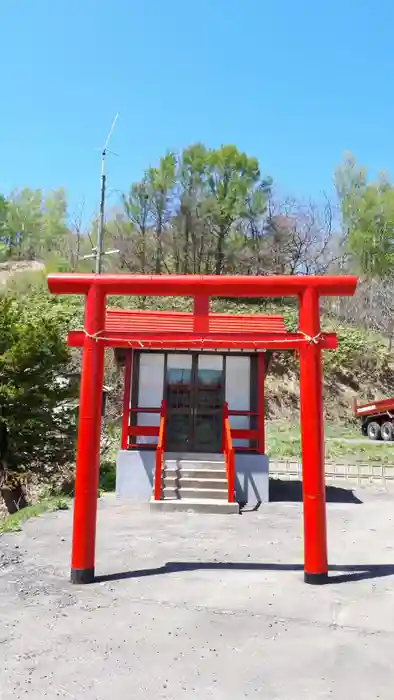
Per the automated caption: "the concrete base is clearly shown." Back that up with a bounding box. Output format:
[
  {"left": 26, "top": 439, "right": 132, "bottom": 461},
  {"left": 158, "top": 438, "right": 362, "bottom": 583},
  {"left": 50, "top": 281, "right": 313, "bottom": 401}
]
[
  {"left": 116, "top": 450, "right": 269, "bottom": 506},
  {"left": 234, "top": 453, "right": 269, "bottom": 507},
  {"left": 150, "top": 498, "right": 239, "bottom": 514},
  {"left": 116, "top": 450, "right": 155, "bottom": 500}
]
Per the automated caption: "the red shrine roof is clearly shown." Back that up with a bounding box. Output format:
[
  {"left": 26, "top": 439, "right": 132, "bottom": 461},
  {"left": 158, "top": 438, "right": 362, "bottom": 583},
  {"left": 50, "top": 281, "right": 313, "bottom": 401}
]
[
  {"left": 68, "top": 307, "right": 338, "bottom": 351},
  {"left": 105, "top": 309, "right": 287, "bottom": 334}
]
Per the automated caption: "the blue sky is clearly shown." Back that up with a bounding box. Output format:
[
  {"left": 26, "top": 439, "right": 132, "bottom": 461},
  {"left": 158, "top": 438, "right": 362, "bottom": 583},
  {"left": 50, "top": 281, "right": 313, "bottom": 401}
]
[{"left": 1, "top": 0, "right": 393, "bottom": 224}]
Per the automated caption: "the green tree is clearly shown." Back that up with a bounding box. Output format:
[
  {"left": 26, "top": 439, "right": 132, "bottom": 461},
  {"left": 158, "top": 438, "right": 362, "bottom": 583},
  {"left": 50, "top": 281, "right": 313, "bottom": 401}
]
[
  {"left": 121, "top": 178, "right": 152, "bottom": 272},
  {"left": 336, "top": 154, "right": 394, "bottom": 278},
  {"left": 146, "top": 151, "right": 176, "bottom": 273},
  {"left": 0, "top": 194, "right": 9, "bottom": 260},
  {"left": 6, "top": 188, "right": 43, "bottom": 259},
  {"left": 5, "top": 188, "right": 71, "bottom": 263},
  {"left": 205, "top": 145, "right": 261, "bottom": 274},
  {"left": 41, "top": 188, "right": 70, "bottom": 256},
  {"left": 175, "top": 143, "right": 210, "bottom": 273},
  {"left": 0, "top": 293, "right": 77, "bottom": 513}
]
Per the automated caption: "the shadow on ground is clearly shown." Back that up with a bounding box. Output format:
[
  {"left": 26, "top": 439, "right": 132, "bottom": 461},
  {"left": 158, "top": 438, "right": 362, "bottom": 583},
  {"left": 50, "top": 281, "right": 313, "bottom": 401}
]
[
  {"left": 95, "top": 562, "right": 394, "bottom": 586},
  {"left": 269, "top": 478, "right": 363, "bottom": 504}
]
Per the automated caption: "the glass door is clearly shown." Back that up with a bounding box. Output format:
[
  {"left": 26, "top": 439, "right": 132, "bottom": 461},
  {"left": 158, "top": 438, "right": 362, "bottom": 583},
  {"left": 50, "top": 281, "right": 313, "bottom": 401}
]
[
  {"left": 165, "top": 353, "right": 225, "bottom": 452},
  {"left": 165, "top": 354, "right": 193, "bottom": 451},
  {"left": 193, "top": 355, "right": 224, "bottom": 452}
]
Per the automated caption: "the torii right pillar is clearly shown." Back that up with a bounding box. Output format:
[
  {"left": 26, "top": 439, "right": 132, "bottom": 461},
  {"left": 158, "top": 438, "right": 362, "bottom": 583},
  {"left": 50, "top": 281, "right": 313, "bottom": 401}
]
[{"left": 299, "top": 286, "right": 328, "bottom": 584}]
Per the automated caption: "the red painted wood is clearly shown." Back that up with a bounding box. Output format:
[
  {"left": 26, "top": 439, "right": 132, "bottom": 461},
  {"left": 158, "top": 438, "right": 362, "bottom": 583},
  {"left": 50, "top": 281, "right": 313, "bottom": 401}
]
[
  {"left": 48, "top": 273, "right": 358, "bottom": 298},
  {"left": 154, "top": 401, "right": 166, "bottom": 501},
  {"left": 128, "top": 425, "right": 160, "bottom": 437},
  {"left": 67, "top": 330, "right": 338, "bottom": 350},
  {"left": 223, "top": 408, "right": 235, "bottom": 503},
  {"left": 71, "top": 285, "right": 106, "bottom": 578},
  {"left": 121, "top": 351, "right": 132, "bottom": 449},
  {"left": 193, "top": 295, "right": 210, "bottom": 332},
  {"left": 231, "top": 428, "right": 259, "bottom": 440},
  {"left": 257, "top": 353, "right": 265, "bottom": 454},
  {"left": 299, "top": 287, "right": 328, "bottom": 580},
  {"left": 100, "top": 308, "right": 287, "bottom": 335}
]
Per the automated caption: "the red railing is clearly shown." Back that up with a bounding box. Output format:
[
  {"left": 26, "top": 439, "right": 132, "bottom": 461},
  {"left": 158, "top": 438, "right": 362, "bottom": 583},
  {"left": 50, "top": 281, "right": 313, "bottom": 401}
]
[
  {"left": 226, "top": 409, "right": 260, "bottom": 452},
  {"left": 121, "top": 352, "right": 133, "bottom": 450},
  {"left": 153, "top": 400, "right": 167, "bottom": 501},
  {"left": 127, "top": 406, "right": 162, "bottom": 449},
  {"left": 223, "top": 403, "right": 235, "bottom": 503}
]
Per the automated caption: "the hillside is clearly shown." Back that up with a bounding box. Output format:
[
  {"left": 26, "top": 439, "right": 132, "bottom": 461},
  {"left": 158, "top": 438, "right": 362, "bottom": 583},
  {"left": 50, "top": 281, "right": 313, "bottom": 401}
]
[
  {"left": 3, "top": 269, "right": 392, "bottom": 424},
  {"left": 0, "top": 260, "right": 45, "bottom": 286},
  {"left": 2, "top": 266, "right": 394, "bottom": 525},
  {"left": 103, "top": 293, "right": 394, "bottom": 423}
]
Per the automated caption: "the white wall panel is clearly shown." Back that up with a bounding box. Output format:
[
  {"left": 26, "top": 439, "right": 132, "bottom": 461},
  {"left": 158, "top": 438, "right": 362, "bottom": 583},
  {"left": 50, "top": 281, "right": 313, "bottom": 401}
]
[
  {"left": 137, "top": 353, "right": 165, "bottom": 444},
  {"left": 225, "top": 356, "right": 251, "bottom": 447}
]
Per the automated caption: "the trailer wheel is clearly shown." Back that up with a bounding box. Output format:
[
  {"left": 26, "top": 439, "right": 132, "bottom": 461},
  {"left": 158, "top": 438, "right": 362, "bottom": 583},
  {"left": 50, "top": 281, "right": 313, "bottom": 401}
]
[
  {"left": 367, "top": 421, "right": 381, "bottom": 441},
  {"left": 381, "top": 421, "right": 393, "bottom": 442}
]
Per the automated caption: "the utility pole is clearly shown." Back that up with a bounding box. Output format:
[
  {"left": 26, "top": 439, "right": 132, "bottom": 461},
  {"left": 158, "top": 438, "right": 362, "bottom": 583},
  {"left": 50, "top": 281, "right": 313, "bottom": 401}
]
[
  {"left": 96, "top": 152, "right": 107, "bottom": 274},
  {"left": 82, "top": 113, "right": 120, "bottom": 273},
  {"left": 96, "top": 112, "right": 119, "bottom": 274}
]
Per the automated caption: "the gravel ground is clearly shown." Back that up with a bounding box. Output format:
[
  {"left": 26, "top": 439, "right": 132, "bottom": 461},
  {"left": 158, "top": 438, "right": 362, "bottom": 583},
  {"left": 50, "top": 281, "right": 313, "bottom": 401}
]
[{"left": 1, "top": 483, "right": 394, "bottom": 699}]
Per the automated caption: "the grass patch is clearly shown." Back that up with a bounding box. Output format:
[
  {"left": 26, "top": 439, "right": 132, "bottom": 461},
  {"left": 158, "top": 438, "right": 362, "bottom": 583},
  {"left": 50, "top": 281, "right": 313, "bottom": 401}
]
[
  {"left": 99, "top": 460, "right": 116, "bottom": 494},
  {"left": 0, "top": 497, "right": 70, "bottom": 534},
  {"left": 266, "top": 421, "right": 394, "bottom": 464}
]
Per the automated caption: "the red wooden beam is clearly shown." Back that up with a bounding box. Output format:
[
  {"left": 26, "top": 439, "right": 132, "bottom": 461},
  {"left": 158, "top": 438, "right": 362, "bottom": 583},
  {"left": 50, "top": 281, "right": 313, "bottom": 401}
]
[
  {"left": 299, "top": 287, "right": 328, "bottom": 585},
  {"left": 257, "top": 352, "right": 265, "bottom": 454},
  {"left": 48, "top": 273, "right": 357, "bottom": 298},
  {"left": 121, "top": 351, "right": 132, "bottom": 449},
  {"left": 71, "top": 285, "right": 105, "bottom": 585},
  {"left": 67, "top": 330, "right": 338, "bottom": 350},
  {"left": 231, "top": 428, "right": 259, "bottom": 441},
  {"left": 128, "top": 425, "right": 160, "bottom": 437},
  {"left": 193, "top": 295, "right": 209, "bottom": 332}
]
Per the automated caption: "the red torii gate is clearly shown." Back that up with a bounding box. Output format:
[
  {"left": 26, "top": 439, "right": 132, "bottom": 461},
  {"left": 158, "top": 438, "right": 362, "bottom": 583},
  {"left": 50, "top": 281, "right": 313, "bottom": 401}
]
[{"left": 47, "top": 273, "right": 357, "bottom": 585}]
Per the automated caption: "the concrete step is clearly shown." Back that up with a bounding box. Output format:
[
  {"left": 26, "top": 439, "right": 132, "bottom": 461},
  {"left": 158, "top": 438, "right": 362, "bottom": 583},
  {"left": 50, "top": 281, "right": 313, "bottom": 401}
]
[
  {"left": 178, "top": 477, "right": 228, "bottom": 490},
  {"left": 163, "top": 476, "right": 227, "bottom": 491},
  {"left": 175, "top": 487, "right": 229, "bottom": 500},
  {"left": 150, "top": 498, "right": 239, "bottom": 515},
  {"left": 162, "top": 486, "right": 230, "bottom": 500},
  {"left": 165, "top": 452, "right": 224, "bottom": 462},
  {"left": 164, "top": 467, "right": 226, "bottom": 480},
  {"left": 179, "top": 468, "right": 226, "bottom": 479},
  {"left": 163, "top": 474, "right": 179, "bottom": 489},
  {"left": 165, "top": 459, "right": 226, "bottom": 471},
  {"left": 162, "top": 487, "right": 179, "bottom": 499}
]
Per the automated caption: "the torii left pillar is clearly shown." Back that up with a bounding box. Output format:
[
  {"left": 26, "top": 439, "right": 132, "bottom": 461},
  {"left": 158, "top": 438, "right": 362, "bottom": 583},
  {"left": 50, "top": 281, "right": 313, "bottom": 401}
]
[{"left": 71, "top": 285, "right": 106, "bottom": 584}]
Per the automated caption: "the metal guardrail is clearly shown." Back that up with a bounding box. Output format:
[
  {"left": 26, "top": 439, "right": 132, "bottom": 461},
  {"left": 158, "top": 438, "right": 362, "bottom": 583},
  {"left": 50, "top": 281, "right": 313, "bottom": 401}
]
[{"left": 270, "top": 460, "right": 394, "bottom": 484}]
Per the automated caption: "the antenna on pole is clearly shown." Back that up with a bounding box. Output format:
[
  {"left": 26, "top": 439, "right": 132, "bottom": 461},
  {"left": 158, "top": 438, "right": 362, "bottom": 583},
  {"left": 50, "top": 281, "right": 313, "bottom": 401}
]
[{"left": 95, "top": 113, "right": 119, "bottom": 274}]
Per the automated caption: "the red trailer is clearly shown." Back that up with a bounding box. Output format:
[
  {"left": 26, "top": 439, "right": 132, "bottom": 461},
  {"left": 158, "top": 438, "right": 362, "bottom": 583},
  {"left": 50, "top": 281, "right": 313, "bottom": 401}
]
[{"left": 353, "top": 396, "right": 394, "bottom": 441}]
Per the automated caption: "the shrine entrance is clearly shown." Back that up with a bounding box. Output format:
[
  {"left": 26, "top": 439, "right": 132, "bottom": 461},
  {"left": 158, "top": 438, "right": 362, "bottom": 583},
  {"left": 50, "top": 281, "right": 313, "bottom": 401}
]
[
  {"left": 165, "top": 353, "right": 224, "bottom": 453},
  {"left": 47, "top": 272, "right": 358, "bottom": 586}
]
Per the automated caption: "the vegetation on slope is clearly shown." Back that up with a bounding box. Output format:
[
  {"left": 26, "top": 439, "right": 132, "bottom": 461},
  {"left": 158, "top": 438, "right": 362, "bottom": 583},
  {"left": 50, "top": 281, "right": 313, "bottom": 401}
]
[{"left": 2, "top": 144, "right": 394, "bottom": 515}]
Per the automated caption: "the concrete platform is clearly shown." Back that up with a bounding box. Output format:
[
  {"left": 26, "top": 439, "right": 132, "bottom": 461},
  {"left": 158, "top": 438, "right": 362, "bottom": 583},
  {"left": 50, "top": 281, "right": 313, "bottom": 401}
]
[
  {"left": 1, "top": 481, "right": 394, "bottom": 698},
  {"left": 150, "top": 497, "right": 239, "bottom": 514},
  {"left": 116, "top": 450, "right": 269, "bottom": 506}
]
